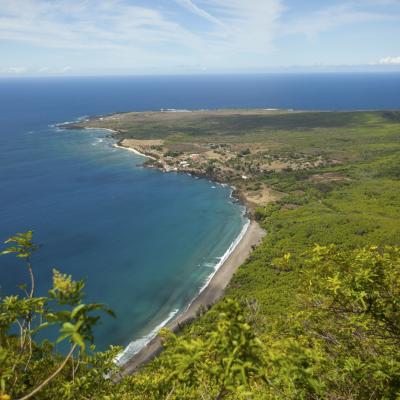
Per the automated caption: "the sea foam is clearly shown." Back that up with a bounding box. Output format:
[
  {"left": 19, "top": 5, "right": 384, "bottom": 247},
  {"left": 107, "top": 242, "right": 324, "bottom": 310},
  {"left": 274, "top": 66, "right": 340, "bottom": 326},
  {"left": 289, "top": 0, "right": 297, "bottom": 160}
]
[
  {"left": 195, "top": 218, "right": 250, "bottom": 298},
  {"left": 115, "top": 217, "right": 250, "bottom": 366},
  {"left": 115, "top": 308, "right": 179, "bottom": 366}
]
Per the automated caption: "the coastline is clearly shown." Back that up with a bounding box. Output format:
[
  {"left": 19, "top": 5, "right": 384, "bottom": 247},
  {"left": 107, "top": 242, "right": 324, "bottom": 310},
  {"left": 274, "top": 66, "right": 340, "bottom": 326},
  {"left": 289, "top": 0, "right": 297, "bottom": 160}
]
[
  {"left": 110, "top": 136, "right": 266, "bottom": 373},
  {"left": 117, "top": 220, "right": 265, "bottom": 377},
  {"left": 113, "top": 142, "right": 157, "bottom": 160},
  {"left": 61, "top": 114, "right": 287, "bottom": 212},
  {"left": 115, "top": 218, "right": 250, "bottom": 366},
  {"left": 61, "top": 122, "right": 266, "bottom": 373}
]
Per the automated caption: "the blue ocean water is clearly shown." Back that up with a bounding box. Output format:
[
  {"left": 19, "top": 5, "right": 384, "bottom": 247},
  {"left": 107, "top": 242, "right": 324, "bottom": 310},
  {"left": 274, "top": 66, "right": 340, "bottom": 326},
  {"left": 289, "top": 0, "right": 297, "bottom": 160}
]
[{"left": 1, "top": 73, "right": 400, "bottom": 352}]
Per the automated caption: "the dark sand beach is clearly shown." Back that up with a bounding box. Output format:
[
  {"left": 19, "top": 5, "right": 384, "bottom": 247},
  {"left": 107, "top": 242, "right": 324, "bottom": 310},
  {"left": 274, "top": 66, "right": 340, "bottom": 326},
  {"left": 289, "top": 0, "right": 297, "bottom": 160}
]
[{"left": 119, "top": 220, "right": 265, "bottom": 376}]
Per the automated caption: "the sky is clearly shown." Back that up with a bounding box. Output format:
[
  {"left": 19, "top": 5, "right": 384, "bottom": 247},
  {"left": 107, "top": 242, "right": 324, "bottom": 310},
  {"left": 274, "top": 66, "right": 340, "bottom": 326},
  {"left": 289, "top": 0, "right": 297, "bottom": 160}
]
[{"left": 1, "top": 0, "right": 400, "bottom": 76}]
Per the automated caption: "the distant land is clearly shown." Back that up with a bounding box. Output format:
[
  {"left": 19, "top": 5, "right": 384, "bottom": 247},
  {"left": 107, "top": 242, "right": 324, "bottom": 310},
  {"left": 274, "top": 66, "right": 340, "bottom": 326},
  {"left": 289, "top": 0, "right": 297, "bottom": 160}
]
[{"left": 64, "top": 108, "right": 399, "bottom": 212}]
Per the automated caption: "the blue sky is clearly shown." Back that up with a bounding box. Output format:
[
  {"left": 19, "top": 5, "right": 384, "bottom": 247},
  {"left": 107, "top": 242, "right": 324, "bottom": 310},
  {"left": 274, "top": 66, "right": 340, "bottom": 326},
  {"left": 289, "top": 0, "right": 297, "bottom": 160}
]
[{"left": 1, "top": 0, "right": 400, "bottom": 76}]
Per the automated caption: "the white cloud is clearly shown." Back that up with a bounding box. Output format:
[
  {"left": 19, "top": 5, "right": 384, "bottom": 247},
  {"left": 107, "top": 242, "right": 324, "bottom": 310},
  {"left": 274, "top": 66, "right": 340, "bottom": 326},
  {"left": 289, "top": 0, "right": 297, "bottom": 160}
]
[
  {"left": 198, "top": 0, "right": 284, "bottom": 48},
  {"left": 281, "top": 3, "right": 395, "bottom": 39},
  {"left": 0, "top": 0, "right": 398, "bottom": 73},
  {"left": 0, "top": 65, "right": 76, "bottom": 76},
  {"left": 0, "top": 0, "right": 200, "bottom": 51},
  {"left": 0, "top": 66, "right": 28, "bottom": 74},
  {"left": 378, "top": 56, "right": 400, "bottom": 65},
  {"left": 0, "top": 0, "right": 284, "bottom": 70},
  {"left": 59, "top": 66, "right": 72, "bottom": 73},
  {"left": 175, "top": 0, "right": 226, "bottom": 28}
]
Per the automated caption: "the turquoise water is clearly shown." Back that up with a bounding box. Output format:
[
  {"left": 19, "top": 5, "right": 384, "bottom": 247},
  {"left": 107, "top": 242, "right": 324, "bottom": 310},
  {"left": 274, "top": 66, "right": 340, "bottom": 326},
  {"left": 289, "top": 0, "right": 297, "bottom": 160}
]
[
  {"left": 0, "top": 114, "right": 246, "bottom": 352},
  {"left": 1, "top": 74, "right": 400, "bottom": 353}
]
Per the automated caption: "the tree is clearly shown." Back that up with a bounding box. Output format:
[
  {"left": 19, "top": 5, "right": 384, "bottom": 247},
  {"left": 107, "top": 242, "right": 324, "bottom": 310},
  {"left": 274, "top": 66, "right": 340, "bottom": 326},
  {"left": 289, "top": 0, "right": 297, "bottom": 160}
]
[
  {"left": 157, "top": 299, "right": 264, "bottom": 399},
  {"left": 0, "top": 232, "right": 115, "bottom": 399}
]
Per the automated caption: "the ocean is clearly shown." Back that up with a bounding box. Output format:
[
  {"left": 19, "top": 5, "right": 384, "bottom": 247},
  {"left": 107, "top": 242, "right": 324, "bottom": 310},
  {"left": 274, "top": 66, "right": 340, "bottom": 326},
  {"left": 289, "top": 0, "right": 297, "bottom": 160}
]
[{"left": 1, "top": 73, "right": 400, "bottom": 354}]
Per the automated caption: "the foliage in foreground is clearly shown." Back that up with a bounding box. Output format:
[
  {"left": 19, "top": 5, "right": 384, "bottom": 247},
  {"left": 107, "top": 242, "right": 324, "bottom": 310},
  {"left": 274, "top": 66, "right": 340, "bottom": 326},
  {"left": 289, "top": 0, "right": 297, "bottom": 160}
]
[
  {"left": 2, "top": 111, "right": 400, "bottom": 398},
  {"left": 131, "top": 244, "right": 400, "bottom": 399},
  {"left": 0, "top": 232, "right": 119, "bottom": 400},
  {"left": 1, "top": 231, "right": 400, "bottom": 399}
]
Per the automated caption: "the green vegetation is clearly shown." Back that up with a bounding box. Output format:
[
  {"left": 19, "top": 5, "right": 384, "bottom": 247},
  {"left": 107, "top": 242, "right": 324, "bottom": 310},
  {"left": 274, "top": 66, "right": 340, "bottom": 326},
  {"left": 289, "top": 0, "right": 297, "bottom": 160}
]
[
  {"left": 3, "top": 110, "right": 400, "bottom": 398},
  {"left": 2, "top": 235, "right": 399, "bottom": 399},
  {"left": 0, "top": 232, "right": 119, "bottom": 400},
  {"left": 75, "top": 109, "right": 400, "bottom": 209}
]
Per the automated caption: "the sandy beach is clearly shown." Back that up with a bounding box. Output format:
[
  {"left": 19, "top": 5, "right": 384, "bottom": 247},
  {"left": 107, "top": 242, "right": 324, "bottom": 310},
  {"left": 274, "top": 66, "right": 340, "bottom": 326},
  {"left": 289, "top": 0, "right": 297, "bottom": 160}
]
[
  {"left": 118, "top": 220, "right": 265, "bottom": 377},
  {"left": 108, "top": 134, "right": 267, "bottom": 376},
  {"left": 112, "top": 142, "right": 156, "bottom": 159}
]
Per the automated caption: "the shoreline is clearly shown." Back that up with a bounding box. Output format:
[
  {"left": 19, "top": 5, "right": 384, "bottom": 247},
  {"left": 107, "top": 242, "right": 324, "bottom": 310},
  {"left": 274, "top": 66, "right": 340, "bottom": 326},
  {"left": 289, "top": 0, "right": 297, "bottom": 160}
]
[
  {"left": 112, "top": 142, "right": 157, "bottom": 160},
  {"left": 107, "top": 132, "right": 264, "bottom": 371},
  {"left": 61, "top": 116, "right": 285, "bottom": 213},
  {"left": 109, "top": 136, "right": 265, "bottom": 374},
  {"left": 117, "top": 220, "right": 265, "bottom": 377},
  {"left": 60, "top": 121, "right": 266, "bottom": 373},
  {"left": 115, "top": 218, "right": 250, "bottom": 366},
  {"left": 112, "top": 138, "right": 253, "bottom": 213}
]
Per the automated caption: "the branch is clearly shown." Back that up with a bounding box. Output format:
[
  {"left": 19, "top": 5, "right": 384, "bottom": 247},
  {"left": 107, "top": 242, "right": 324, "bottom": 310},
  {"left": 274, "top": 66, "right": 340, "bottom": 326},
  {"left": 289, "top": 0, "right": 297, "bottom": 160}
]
[
  {"left": 215, "top": 387, "right": 228, "bottom": 400},
  {"left": 27, "top": 260, "right": 35, "bottom": 298},
  {"left": 18, "top": 344, "right": 77, "bottom": 400}
]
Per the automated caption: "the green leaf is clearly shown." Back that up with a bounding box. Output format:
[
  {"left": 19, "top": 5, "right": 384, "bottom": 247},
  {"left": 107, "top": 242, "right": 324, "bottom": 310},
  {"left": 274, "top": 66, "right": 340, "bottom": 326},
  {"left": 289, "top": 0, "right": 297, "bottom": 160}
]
[
  {"left": 60, "top": 322, "right": 76, "bottom": 334},
  {"left": 31, "top": 322, "right": 49, "bottom": 334},
  {"left": 56, "top": 333, "right": 71, "bottom": 344},
  {"left": 72, "top": 332, "right": 85, "bottom": 350},
  {"left": 71, "top": 304, "right": 86, "bottom": 319}
]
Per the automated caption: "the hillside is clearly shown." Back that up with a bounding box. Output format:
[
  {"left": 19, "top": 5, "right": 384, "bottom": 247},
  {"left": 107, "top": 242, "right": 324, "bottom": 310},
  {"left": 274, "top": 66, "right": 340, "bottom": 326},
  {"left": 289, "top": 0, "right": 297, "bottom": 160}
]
[{"left": 2, "top": 110, "right": 400, "bottom": 399}]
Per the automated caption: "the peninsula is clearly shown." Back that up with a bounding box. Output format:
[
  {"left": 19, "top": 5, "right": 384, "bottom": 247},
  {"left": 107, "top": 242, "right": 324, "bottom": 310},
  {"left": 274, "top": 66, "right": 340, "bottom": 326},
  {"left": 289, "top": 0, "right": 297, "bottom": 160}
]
[{"left": 64, "top": 108, "right": 354, "bottom": 212}]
